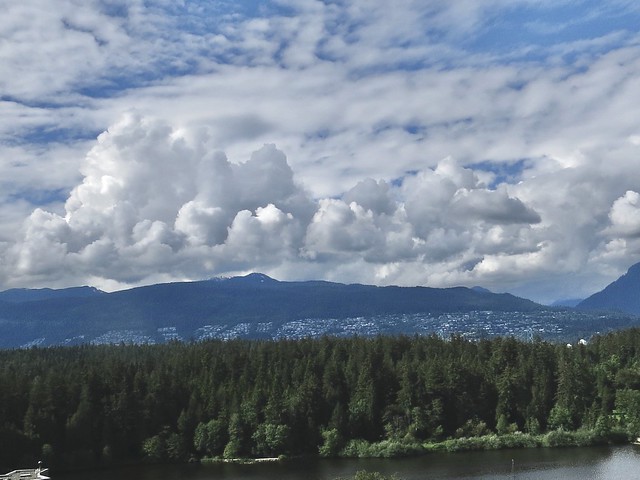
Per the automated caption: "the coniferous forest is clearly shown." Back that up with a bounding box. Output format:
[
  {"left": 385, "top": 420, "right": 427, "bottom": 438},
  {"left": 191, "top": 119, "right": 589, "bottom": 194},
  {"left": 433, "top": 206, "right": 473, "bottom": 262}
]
[{"left": 4, "top": 329, "right": 640, "bottom": 472}]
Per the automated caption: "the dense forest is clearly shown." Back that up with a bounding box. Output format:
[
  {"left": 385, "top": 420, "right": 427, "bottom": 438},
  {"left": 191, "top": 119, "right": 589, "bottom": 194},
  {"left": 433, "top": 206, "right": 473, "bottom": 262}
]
[{"left": 3, "top": 329, "right": 640, "bottom": 471}]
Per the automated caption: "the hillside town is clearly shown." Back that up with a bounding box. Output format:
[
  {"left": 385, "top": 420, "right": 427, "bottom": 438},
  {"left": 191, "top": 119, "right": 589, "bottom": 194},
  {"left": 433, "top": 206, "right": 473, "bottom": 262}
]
[{"left": 33, "top": 309, "right": 632, "bottom": 348}]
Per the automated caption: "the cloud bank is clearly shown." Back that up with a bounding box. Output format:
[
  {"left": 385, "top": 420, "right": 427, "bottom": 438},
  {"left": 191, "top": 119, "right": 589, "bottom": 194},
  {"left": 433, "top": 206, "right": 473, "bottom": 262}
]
[
  {"left": 2, "top": 112, "right": 638, "bottom": 304},
  {"left": 3, "top": 1, "right": 640, "bottom": 302},
  {"left": 2, "top": 115, "right": 543, "bottom": 289}
]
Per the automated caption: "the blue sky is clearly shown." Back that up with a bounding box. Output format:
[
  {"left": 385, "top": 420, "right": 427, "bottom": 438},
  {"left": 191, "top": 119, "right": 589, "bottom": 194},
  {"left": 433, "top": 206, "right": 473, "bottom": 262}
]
[
  {"left": 2, "top": 0, "right": 640, "bottom": 303},
  {"left": 471, "top": 2, "right": 638, "bottom": 52}
]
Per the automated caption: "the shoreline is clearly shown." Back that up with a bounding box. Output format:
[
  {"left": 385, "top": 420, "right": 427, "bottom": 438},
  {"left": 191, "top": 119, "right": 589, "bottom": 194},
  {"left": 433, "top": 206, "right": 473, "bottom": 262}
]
[
  {"left": 44, "top": 433, "right": 634, "bottom": 475},
  {"left": 201, "top": 457, "right": 283, "bottom": 465},
  {"left": 196, "top": 428, "right": 631, "bottom": 466},
  {"left": 420, "top": 428, "right": 629, "bottom": 454}
]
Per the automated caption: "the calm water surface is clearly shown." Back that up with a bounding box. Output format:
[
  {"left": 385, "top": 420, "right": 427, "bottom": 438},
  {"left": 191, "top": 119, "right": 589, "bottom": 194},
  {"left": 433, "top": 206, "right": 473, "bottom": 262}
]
[{"left": 56, "top": 445, "right": 640, "bottom": 480}]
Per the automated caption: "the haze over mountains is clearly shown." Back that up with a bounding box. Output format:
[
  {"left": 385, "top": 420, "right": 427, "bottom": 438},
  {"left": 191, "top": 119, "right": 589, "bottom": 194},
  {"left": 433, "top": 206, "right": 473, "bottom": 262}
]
[{"left": 0, "top": 263, "right": 638, "bottom": 349}]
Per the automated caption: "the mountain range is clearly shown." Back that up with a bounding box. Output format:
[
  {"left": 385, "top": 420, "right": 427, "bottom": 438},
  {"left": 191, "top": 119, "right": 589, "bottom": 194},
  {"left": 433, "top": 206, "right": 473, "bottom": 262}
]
[
  {"left": 0, "top": 273, "right": 541, "bottom": 348},
  {"left": 0, "top": 262, "right": 638, "bottom": 348}
]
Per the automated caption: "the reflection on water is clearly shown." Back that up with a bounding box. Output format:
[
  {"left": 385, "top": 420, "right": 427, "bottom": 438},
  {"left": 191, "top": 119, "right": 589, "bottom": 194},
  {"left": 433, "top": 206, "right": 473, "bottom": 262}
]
[{"left": 56, "top": 445, "right": 640, "bottom": 480}]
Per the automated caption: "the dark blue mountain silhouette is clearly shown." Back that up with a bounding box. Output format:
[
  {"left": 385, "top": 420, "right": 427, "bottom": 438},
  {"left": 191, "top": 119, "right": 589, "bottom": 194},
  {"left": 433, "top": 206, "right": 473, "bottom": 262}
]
[
  {"left": 0, "top": 285, "right": 104, "bottom": 303},
  {"left": 578, "top": 262, "right": 640, "bottom": 315},
  {"left": 0, "top": 274, "right": 543, "bottom": 347}
]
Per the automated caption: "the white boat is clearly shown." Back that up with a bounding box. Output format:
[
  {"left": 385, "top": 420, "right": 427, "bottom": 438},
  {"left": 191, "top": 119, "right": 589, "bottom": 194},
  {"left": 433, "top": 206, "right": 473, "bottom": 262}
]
[{"left": 0, "top": 462, "right": 49, "bottom": 480}]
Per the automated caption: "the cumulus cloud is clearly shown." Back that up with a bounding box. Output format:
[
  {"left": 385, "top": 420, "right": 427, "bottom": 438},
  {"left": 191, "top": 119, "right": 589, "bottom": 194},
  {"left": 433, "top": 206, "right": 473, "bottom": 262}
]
[
  {"left": 606, "top": 190, "right": 640, "bottom": 238},
  {"left": 3, "top": 1, "right": 640, "bottom": 302},
  {"left": 2, "top": 115, "right": 549, "bottom": 293},
  {"left": 343, "top": 178, "right": 396, "bottom": 216},
  {"left": 3, "top": 106, "right": 640, "bottom": 305},
  {"left": 451, "top": 188, "right": 541, "bottom": 225},
  {"left": 4, "top": 115, "right": 315, "bottom": 286},
  {"left": 589, "top": 191, "right": 640, "bottom": 277}
]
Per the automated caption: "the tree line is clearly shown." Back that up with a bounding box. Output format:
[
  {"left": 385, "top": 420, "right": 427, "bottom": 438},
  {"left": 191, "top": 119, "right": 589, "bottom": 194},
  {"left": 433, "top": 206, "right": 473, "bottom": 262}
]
[{"left": 3, "top": 329, "right": 640, "bottom": 471}]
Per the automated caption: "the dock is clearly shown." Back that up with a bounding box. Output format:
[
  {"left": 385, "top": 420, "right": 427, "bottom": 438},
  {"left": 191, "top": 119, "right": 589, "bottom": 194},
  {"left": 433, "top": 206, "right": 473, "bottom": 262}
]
[{"left": 0, "top": 464, "right": 49, "bottom": 480}]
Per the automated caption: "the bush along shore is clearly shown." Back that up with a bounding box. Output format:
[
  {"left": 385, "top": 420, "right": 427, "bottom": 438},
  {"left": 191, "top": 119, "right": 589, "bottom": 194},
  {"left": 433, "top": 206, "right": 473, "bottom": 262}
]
[
  {"left": 4, "top": 329, "right": 640, "bottom": 471},
  {"left": 315, "top": 427, "right": 630, "bottom": 459},
  {"left": 197, "top": 427, "right": 630, "bottom": 463},
  {"left": 423, "top": 428, "right": 629, "bottom": 453}
]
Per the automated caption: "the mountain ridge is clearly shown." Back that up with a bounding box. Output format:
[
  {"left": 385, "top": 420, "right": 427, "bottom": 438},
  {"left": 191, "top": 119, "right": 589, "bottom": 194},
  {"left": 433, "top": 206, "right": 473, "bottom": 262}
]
[
  {"left": 0, "top": 273, "right": 545, "bottom": 348},
  {"left": 0, "top": 285, "right": 104, "bottom": 303},
  {"left": 578, "top": 262, "right": 640, "bottom": 315},
  {"left": 4, "top": 266, "right": 640, "bottom": 349}
]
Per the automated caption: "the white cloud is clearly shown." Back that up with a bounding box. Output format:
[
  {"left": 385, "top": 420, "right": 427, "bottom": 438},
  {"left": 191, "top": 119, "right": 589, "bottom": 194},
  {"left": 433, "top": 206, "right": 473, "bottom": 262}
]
[
  {"left": 606, "top": 191, "right": 640, "bottom": 238},
  {"left": 2, "top": 115, "right": 548, "bottom": 293},
  {"left": 591, "top": 191, "right": 640, "bottom": 279},
  {"left": 451, "top": 188, "right": 541, "bottom": 225},
  {"left": 343, "top": 179, "right": 396, "bottom": 216},
  {"left": 3, "top": 115, "right": 314, "bottom": 286},
  {"left": 2, "top": 1, "right": 640, "bottom": 302}
]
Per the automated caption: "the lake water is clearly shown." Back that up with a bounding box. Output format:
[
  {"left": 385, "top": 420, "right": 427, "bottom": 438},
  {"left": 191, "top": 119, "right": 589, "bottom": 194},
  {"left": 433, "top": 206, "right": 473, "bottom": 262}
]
[{"left": 56, "top": 445, "right": 640, "bottom": 479}]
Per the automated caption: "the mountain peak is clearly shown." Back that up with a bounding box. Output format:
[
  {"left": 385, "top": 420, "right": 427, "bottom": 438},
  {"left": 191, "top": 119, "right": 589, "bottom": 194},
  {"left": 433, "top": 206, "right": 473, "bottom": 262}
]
[
  {"left": 627, "top": 262, "right": 640, "bottom": 276},
  {"left": 471, "top": 286, "right": 492, "bottom": 294},
  {"left": 578, "top": 261, "right": 640, "bottom": 315},
  {"left": 236, "top": 273, "right": 278, "bottom": 283}
]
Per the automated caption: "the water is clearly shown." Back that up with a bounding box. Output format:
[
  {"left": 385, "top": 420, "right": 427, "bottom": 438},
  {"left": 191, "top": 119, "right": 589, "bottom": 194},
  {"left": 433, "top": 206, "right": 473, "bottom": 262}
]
[{"left": 56, "top": 445, "right": 640, "bottom": 479}]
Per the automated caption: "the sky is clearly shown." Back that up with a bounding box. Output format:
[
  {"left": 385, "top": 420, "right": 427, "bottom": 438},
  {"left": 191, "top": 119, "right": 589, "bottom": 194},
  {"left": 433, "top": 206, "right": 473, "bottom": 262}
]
[{"left": 2, "top": 0, "right": 640, "bottom": 304}]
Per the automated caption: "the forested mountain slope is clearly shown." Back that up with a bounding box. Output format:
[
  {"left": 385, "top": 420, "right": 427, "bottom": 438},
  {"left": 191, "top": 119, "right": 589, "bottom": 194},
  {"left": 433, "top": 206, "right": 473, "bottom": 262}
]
[{"left": 578, "top": 262, "right": 640, "bottom": 315}]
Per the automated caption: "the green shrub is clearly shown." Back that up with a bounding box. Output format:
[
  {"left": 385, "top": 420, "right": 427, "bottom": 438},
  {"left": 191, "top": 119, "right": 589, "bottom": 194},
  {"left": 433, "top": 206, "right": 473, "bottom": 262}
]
[
  {"left": 497, "top": 433, "right": 540, "bottom": 449},
  {"left": 339, "top": 439, "right": 423, "bottom": 458},
  {"left": 425, "top": 433, "right": 541, "bottom": 453},
  {"left": 319, "top": 428, "right": 344, "bottom": 457},
  {"left": 542, "top": 429, "right": 600, "bottom": 448}
]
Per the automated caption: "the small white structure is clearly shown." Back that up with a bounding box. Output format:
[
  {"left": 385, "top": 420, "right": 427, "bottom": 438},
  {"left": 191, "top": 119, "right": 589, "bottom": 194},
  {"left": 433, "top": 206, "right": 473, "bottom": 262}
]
[{"left": 0, "top": 462, "right": 49, "bottom": 480}]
